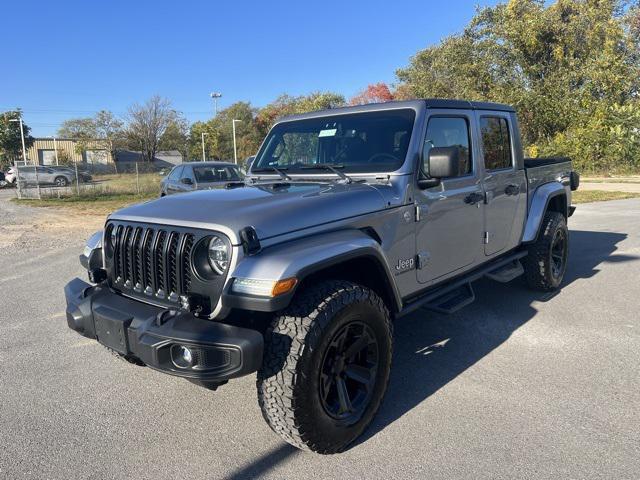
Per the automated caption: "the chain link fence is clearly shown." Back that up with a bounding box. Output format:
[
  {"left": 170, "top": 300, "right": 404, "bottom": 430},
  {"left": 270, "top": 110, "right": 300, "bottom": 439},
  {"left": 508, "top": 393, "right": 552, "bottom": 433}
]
[{"left": 5, "top": 161, "right": 167, "bottom": 200}]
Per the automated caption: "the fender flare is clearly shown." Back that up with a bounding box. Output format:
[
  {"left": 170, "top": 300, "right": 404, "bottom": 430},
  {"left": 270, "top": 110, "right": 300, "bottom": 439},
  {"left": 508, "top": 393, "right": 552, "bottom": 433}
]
[
  {"left": 222, "top": 229, "right": 402, "bottom": 313},
  {"left": 522, "top": 182, "right": 567, "bottom": 243}
]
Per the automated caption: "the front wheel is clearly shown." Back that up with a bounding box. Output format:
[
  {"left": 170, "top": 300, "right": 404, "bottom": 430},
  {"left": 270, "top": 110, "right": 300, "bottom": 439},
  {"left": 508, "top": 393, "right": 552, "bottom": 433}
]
[
  {"left": 523, "top": 211, "right": 569, "bottom": 291},
  {"left": 257, "top": 280, "right": 393, "bottom": 454},
  {"left": 54, "top": 176, "right": 68, "bottom": 187}
]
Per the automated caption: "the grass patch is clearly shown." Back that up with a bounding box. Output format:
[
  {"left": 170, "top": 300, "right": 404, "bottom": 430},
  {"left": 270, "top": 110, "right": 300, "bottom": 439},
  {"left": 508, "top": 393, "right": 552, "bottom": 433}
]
[
  {"left": 572, "top": 190, "right": 640, "bottom": 203},
  {"left": 90, "top": 172, "right": 162, "bottom": 194},
  {"left": 14, "top": 192, "right": 157, "bottom": 216}
]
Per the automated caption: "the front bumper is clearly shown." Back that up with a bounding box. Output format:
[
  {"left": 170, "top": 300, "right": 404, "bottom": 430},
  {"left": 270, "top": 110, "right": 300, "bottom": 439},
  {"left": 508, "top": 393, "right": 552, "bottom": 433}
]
[{"left": 64, "top": 278, "right": 264, "bottom": 383}]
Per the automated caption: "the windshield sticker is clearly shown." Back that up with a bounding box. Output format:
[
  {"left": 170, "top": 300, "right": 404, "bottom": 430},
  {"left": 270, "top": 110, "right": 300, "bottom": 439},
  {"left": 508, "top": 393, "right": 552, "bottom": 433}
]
[{"left": 318, "top": 128, "right": 337, "bottom": 138}]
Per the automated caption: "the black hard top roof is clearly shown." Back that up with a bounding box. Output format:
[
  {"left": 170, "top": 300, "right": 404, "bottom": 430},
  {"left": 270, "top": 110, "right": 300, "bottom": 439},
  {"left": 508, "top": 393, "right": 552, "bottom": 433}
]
[{"left": 279, "top": 98, "right": 515, "bottom": 123}]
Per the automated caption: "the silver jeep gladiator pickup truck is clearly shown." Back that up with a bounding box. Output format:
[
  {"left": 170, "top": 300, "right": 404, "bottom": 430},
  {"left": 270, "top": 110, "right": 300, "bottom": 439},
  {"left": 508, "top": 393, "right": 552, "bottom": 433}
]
[{"left": 64, "top": 99, "right": 579, "bottom": 454}]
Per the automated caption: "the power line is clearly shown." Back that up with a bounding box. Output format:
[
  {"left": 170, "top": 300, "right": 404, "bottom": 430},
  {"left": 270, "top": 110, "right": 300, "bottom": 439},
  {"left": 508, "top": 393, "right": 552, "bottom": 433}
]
[{"left": 0, "top": 107, "right": 213, "bottom": 115}]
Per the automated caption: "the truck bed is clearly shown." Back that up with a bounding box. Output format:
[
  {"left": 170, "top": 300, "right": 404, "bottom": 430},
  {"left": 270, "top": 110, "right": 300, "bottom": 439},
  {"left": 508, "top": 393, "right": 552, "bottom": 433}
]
[
  {"left": 524, "top": 157, "right": 572, "bottom": 192},
  {"left": 524, "top": 157, "right": 571, "bottom": 168}
]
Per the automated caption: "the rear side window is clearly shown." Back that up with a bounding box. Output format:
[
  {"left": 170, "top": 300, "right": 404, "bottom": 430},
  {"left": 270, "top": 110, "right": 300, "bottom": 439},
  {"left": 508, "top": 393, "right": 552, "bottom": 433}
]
[
  {"left": 423, "top": 117, "right": 471, "bottom": 175},
  {"left": 480, "top": 117, "right": 512, "bottom": 170},
  {"left": 168, "top": 166, "right": 183, "bottom": 180}
]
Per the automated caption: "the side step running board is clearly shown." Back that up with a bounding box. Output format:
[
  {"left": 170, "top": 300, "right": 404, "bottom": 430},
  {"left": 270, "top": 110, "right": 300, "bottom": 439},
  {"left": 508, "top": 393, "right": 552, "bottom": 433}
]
[
  {"left": 398, "top": 250, "right": 528, "bottom": 318},
  {"left": 485, "top": 260, "right": 524, "bottom": 283},
  {"left": 420, "top": 283, "right": 475, "bottom": 314}
]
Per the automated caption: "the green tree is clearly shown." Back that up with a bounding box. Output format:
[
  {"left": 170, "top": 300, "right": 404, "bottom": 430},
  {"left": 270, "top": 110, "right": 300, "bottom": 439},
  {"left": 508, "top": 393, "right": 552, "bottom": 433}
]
[
  {"left": 159, "top": 114, "right": 190, "bottom": 159},
  {"left": 58, "top": 110, "right": 125, "bottom": 159},
  {"left": 189, "top": 102, "right": 260, "bottom": 166},
  {"left": 0, "top": 111, "right": 34, "bottom": 167},
  {"left": 396, "top": 0, "right": 640, "bottom": 173}
]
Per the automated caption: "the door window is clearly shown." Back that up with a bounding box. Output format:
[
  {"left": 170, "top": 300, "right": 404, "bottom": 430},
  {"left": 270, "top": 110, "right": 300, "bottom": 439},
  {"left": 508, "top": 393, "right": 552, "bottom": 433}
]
[
  {"left": 480, "top": 117, "right": 512, "bottom": 170},
  {"left": 422, "top": 117, "right": 471, "bottom": 176},
  {"left": 168, "top": 166, "right": 183, "bottom": 181},
  {"left": 182, "top": 166, "right": 195, "bottom": 182}
]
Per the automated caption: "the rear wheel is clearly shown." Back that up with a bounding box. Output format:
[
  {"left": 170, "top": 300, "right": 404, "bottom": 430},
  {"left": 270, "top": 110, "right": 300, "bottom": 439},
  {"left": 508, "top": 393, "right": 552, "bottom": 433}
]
[
  {"left": 257, "top": 280, "right": 392, "bottom": 454},
  {"left": 523, "top": 211, "right": 569, "bottom": 291}
]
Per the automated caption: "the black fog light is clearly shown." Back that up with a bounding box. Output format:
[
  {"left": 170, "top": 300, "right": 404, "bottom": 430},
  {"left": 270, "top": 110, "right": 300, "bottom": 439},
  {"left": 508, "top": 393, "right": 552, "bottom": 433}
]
[
  {"left": 171, "top": 344, "right": 195, "bottom": 369},
  {"left": 88, "top": 268, "right": 107, "bottom": 284}
]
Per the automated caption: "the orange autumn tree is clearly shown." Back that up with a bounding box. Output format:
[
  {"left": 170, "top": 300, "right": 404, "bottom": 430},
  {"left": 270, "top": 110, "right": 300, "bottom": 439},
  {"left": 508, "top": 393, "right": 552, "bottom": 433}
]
[{"left": 349, "top": 82, "right": 395, "bottom": 105}]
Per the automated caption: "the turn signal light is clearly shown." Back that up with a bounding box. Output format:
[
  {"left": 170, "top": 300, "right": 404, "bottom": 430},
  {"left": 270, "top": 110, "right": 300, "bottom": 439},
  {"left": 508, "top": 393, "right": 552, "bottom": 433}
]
[{"left": 271, "top": 278, "right": 298, "bottom": 297}]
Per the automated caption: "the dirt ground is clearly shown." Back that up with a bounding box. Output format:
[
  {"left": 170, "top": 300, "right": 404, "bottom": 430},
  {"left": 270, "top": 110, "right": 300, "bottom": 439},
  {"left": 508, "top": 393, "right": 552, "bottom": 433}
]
[{"left": 0, "top": 190, "right": 105, "bottom": 251}]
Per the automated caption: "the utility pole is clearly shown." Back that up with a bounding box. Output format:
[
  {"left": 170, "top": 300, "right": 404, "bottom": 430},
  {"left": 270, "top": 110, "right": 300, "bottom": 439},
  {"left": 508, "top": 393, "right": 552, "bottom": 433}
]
[
  {"left": 232, "top": 119, "right": 241, "bottom": 164},
  {"left": 210, "top": 92, "right": 222, "bottom": 116},
  {"left": 201, "top": 131, "right": 208, "bottom": 161}
]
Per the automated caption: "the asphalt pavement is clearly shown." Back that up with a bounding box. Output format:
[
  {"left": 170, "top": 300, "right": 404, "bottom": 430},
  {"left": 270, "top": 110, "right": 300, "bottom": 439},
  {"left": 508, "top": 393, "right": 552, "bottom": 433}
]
[{"left": 0, "top": 192, "right": 638, "bottom": 479}]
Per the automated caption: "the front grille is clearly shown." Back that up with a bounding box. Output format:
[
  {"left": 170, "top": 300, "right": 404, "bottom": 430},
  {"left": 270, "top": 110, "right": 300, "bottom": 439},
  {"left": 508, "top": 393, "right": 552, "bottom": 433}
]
[{"left": 108, "top": 224, "right": 195, "bottom": 303}]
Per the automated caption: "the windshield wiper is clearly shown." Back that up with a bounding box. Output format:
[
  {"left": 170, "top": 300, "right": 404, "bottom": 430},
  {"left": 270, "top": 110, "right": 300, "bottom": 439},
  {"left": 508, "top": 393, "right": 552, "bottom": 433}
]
[
  {"left": 300, "top": 164, "right": 353, "bottom": 184},
  {"left": 252, "top": 166, "right": 292, "bottom": 181}
]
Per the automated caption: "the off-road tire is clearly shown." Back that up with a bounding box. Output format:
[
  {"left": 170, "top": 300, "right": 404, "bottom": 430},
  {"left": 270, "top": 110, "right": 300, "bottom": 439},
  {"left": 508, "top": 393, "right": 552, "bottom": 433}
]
[
  {"left": 257, "top": 280, "right": 393, "bottom": 454},
  {"left": 523, "top": 211, "right": 569, "bottom": 291}
]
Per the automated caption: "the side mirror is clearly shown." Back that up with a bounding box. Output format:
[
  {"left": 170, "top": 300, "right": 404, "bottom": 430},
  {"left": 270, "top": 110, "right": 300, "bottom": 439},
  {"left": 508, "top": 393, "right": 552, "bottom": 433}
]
[
  {"left": 181, "top": 177, "right": 193, "bottom": 185},
  {"left": 418, "top": 146, "right": 463, "bottom": 189}
]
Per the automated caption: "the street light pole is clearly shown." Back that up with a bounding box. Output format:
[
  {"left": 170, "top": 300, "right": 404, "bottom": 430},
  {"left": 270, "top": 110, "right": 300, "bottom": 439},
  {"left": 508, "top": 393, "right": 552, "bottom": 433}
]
[
  {"left": 52, "top": 136, "right": 59, "bottom": 165},
  {"left": 210, "top": 92, "right": 222, "bottom": 116},
  {"left": 232, "top": 119, "right": 241, "bottom": 165},
  {"left": 201, "top": 132, "right": 208, "bottom": 161},
  {"left": 9, "top": 117, "right": 31, "bottom": 198}
]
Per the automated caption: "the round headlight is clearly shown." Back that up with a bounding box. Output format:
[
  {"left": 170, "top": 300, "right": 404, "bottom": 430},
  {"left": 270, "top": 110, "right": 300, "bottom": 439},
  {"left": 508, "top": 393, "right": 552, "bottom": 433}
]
[
  {"left": 110, "top": 228, "right": 117, "bottom": 247},
  {"left": 207, "top": 235, "right": 229, "bottom": 274}
]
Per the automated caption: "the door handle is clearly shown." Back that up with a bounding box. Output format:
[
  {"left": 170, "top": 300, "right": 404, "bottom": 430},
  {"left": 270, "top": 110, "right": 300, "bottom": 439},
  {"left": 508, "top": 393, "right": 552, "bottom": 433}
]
[
  {"left": 464, "top": 192, "right": 484, "bottom": 205},
  {"left": 505, "top": 184, "right": 520, "bottom": 196}
]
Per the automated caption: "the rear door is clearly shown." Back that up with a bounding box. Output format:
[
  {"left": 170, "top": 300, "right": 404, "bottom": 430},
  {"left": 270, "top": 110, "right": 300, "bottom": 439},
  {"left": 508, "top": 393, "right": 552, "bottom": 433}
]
[
  {"left": 415, "top": 111, "right": 485, "bottom": 284},
  {"left": 478, "top": 114, "right": 527, "bottom": 256}
]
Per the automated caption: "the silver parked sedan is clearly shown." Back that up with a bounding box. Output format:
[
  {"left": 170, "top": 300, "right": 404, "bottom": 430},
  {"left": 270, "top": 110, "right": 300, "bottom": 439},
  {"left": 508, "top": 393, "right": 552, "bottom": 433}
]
[
  {"left": 17, "top": 166, "right": 76, "bottom": 187},
  {"left": 160, "top": 161, "right": 243, "bottom": 196}
]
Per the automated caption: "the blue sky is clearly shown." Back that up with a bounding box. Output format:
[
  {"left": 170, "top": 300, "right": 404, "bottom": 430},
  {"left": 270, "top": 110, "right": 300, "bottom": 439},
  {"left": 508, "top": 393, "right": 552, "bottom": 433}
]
[{"left": 1, "top": 0, "right": 499, "bottom": 136}]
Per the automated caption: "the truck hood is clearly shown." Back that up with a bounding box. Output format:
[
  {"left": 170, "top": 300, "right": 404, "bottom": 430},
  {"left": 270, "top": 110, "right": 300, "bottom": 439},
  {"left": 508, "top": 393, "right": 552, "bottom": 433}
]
[{"left": 110, "top": 182, "right": 387, "bottom": 243}]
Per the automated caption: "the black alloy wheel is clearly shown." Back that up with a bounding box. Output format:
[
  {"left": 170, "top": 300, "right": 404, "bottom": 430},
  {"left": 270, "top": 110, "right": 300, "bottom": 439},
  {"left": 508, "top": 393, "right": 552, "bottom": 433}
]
[
  {"left": 550, "top": 228, "right": 567, "bottom": 280},
  {"left": 319, "top": 321, "right": 379, "bottom": 424}
]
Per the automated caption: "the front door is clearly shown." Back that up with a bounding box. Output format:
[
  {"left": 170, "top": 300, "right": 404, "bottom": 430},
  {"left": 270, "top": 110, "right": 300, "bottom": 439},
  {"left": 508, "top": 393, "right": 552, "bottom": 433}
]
[
  {"left": 415, "top": 112, "right": 485, "bottom": 284},
  {"left": 478, "top": 114, "right": 526, "bottom": 256},
  {"left": 166, "top": 165, "right": 183, "bottom": 195}
]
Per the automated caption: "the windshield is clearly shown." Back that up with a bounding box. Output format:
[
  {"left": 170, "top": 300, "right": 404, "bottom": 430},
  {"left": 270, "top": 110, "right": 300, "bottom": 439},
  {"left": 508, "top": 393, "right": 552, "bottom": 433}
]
[
  {"left": 253, "top": 109, "right": 415, "bottom": 174},
  {"left": 193, "top": 165, "right": 242, "bottom": 182}
]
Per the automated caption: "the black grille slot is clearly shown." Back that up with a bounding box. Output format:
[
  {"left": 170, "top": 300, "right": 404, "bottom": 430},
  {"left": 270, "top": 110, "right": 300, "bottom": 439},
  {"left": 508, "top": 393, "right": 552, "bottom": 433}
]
[
  {"left": 142, "top": 228, "right": 154, "bottom": 290},
  {"left": 123, "top": 226, "right": 133, "bottom": 284},
  {"left": 181, "top": 234, "right": 194, "bottom": 293},
  {"left": 167, "top": 232, "right": 179, "bottom": 295},
  {"left": 108, "top": 224, "right": 197, "bottom": 304},
  {"left": 155, "top": 230, "right": 167, "bottom": 294}
]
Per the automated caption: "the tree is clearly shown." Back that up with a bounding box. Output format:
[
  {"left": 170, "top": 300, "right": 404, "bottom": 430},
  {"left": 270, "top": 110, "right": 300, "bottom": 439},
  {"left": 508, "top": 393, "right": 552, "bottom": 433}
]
[
  {"left": 159, "top": 114, "right": 190, "bottom": 158},
  {"left": 126, "top": 96, "right": 176, "bottom": 162},
  {"left": 396, "top": 0, "right": 640, "bottom": 173},
  {"left": 189, "top": 102, "right": 261, "bottom": 165},
  {"left": 349, "top": 82, "right": 395, "bottom": 105},
  {"left": 255, "top": 91, "right": 345, "bottom": 138},
  {"left": 0, "top": 110, "right": 34, "bottom": 167},
  {"left": 58, "top": 117, "right": 96, "bottom": 140},
  {"left": 58, "top": 110, "right": 125, "bottom": 159}
]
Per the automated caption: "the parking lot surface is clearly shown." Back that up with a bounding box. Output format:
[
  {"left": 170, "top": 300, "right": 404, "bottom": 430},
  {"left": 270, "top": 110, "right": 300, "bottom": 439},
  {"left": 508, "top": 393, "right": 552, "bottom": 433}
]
[{"left": 1, "top": 191, "right": 638, "bottom": 479}]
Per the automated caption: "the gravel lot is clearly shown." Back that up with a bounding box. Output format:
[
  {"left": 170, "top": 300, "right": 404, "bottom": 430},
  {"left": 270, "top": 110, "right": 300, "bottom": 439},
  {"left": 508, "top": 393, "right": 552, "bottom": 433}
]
[{"left": 0, "top": 191, "right": 639, "bottom": 479}]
